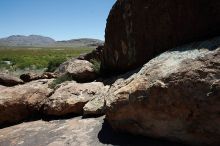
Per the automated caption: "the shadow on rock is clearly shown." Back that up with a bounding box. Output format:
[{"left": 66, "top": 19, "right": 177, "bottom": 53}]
[
  {"left": 0, "top": 112, "right": 81, "bottom": 129},
  {"left": 98, "top": 119, "right": 190, "bottom": 146},
  {"left": 40, "top": 113, "right": 81, "bottom": 122},
  {"left": 169, "top": 37, "right": 220, "bottom": 52}
]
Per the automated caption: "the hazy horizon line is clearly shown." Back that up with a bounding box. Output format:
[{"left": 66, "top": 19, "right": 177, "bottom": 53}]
[{"left": 0, "top": 34, "right": 105, "bottom": 41}]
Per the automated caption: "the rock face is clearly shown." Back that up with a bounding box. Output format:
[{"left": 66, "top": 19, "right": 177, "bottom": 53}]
[
  {"left": 43, "top": 81, "right": 107, "bottom": 116},
  {"left": 106, "top": 37, "right": 220, "bottom": 146},
  {"left": 0, "top": 74, "right": 23, "bottom": 86},
  {"left": 0, "top": 79, "right": 53, "bottom": 126},
  {"left": 57, "top": 59, "right": 97, "bottom": 82},
  {"left": 102, "top": 0, "right": 220, "bottom": 72}
]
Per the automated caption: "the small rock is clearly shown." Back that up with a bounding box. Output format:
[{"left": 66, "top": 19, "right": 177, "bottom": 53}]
[
  {"left": 0, "top": 73, "right": 23, "bottom": 87},
  {"left": 66, "top": 59, "right": 97, "bottom": 82},
  {"left": 83, "top": 85, "right": 110, "bottom": 116},
  {"left": 58, "top": 59, "right": 97, "bottom": 82}
]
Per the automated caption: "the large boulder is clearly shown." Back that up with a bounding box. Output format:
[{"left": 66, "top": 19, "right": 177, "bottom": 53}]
[
  {"left": 102, "top": 0, "right": 220, "bottom": 72},
  {"left": 0, "top": 73, "right": 23, "bottom": 86},
  {"left": 0, "top": 79, "right": 53, "bottom": 126},
  {"left": 106, "top": 37, "right": 220, "bottom": 146},
  {"left": 43, "top": 81, "right": 107, "bottom": 116}
]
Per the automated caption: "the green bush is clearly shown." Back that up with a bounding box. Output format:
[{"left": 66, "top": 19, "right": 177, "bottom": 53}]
[
  {"left": 0, "top": 47, "right": 92, "bottom": 71},
  {"left": 90, "top": 59, "right": 101, "bottom": 74},
  {"left": 49, "top": 74, "right": 73, "bottom": 89},
  {"left": 0, "top": 62, "right": 10, "bottom": 69},
  {"left": 46, "top": 58, "right": 65, "bottom": 72}
]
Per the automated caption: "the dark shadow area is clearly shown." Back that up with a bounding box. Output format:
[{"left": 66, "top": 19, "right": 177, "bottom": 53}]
[
  {"left": 0, "top": 112, "right": 81, "bottom": 129},
  {"left": 168, "top": 36, "right": 220, "bottom": 52},
  {"left": 40, "top": 113, "right": 81, "bottom": 122},
  {"left": 0, "top": 121, "right": 22, "bottom": 129},
  {"left": 82, "top": 114, "right": 105, "bottom": 119},
  {"left": 97, "top": 67, "right": 142, "bottom": 86},
  {"left": 98, "top": 119, "right": 191, "bottom": 146}
]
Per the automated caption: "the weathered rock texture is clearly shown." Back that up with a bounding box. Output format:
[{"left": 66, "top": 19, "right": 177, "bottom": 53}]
[
  {"left": 0, "top": 79, "right": 53, "bottom": 126},
  {"left": 0, "top": 117, "right": 105, "bottom": 146},
  {"left": 102, "top": 0, "right": 220, "bottom": 72},
  {"left": 43, "top": 81, "right": 107, "bottom": 116},
  {"left": 57, "top": 59, "right": 97, "bottom": 82},
  {"left": 106, "top": 37, "right": 220, "bottom": 146},
  {"left": 0, "top": 74, "right": 23, "bottom": 86},
  {"left": 0, "top": 116, "right": 188, "bottom": 146},
  {"left": 83, "top": 85, "right": 110, "bottom": 116}
]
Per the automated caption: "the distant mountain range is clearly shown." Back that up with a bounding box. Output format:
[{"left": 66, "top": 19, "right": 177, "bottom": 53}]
[{"left": 0, "top": 35, "right": 104, "bottom": 48}]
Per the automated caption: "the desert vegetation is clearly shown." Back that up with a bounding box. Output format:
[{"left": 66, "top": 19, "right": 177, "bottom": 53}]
[
  {"left": 48, "top": 74, "right": 73, "bottom": 89},
  {"left": 0, "top": 47, "right": 91, "bottom": 74},
  {"left": 90, "top": 59, "right": 101, "bottom": 74}
]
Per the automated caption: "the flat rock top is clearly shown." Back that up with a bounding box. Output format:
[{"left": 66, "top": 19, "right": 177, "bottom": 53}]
[{"left": 0, "top": 116, "right": 188, "bottom": 146}]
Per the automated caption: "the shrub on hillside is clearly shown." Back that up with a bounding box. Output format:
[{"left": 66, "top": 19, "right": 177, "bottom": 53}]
[
  {"left": 90, "top": 59, "right": 101, "bottom": 74},
  {"left": 46, "top": 58, "right": 65, "bottom": 72},
  {"left": 48, "top": 73, "right": 73, "bottom": 89}
]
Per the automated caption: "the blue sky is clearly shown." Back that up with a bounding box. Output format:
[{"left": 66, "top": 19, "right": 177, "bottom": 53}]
[{"left": 0, "top": 0, "right": 116, "bottom": 40}]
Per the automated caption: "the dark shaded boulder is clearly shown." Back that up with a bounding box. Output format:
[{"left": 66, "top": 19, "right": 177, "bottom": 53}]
[
  {"left": 0, "top": 74, "right": 23, "bottom": 86},
  {"left": 78, "top": 45, "right": 103, "bottom": 62},
  {"left": 102, "top": 0, "right": 220, "bottom": 72},
  {"left": 20, "top": 72, "right": 57, "bottom": 82},
  {"left": 106, "top": 37, "right": 220, "bottom": 146}
]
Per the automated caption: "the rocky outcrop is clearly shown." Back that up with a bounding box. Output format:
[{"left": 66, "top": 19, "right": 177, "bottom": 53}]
[
  {"left": 102, "top": 0, "right": 220, "bottom": 72},
  {"left": 0, "top": 79, "right": 53, "bottom": 126},
  {"left": 57, "top": 59, "right": 97, "bottom": 82},
  {"left": 106, "top": 37, "right": 220, "bottom": 146},
  {"left": 0, "top": 74, "right": 23, "bottom": 86},
  {"left": 0, "top": 39, "right": 219, "bottom": 146},
  {"left": 2, "top": 1, "right": 220, "bottom": 145},
  {"left": 0, "top": 78, "right": 108, "bottom": 126},
  {"left": 43, "top": 81, "right": 107, "bottom": 116},
  {"left": 20, "top": 72, "right": 57, "bottom": 82}
]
